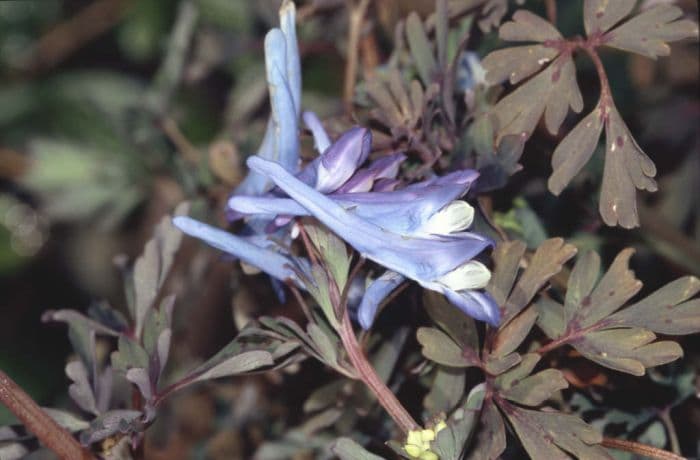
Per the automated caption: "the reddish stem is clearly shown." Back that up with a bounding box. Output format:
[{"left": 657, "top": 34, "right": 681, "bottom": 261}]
[
  {"left": 601, "top": 437, "right": 685, "bottom": 460},
  {"left": 0, "top": 370, "right": 93, "bottom": 459},
  {"left": 338, "top": 308, "right": 419, "bottom": 433}
]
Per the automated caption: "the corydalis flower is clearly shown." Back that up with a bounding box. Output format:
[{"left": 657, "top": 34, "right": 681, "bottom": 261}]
[
  {"left": 235, "top": 0, "right": 301, "bottom": 196},
  {"left": 245, "top": 156, "right": 500, "bottom": 327}
]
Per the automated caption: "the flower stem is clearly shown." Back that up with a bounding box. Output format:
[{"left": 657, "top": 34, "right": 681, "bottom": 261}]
[
  {"left": 338, "top": 307, "right": 419, "bottom": 434},
  {"left": 601, "top": 437, "right": 686, "bottom": 460},
  {"left": 0, "top": 369, "right": 93, "bottom": 460}
]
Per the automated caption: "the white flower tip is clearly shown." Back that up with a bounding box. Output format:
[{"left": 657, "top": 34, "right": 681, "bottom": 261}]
[
  {"left": 437, "top": 260, "right": 491, "bottom": 291},
  {"left": 423, "top": 201, "right": 475, "bottom": 235}
]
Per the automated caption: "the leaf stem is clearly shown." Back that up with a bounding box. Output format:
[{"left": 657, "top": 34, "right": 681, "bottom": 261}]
[
  {"left": 0, "top": 369, "right": 93, "bottom": 460},
  {"left": 338, "top": 307, "right": 419, "bottom": 433},
  {"left": 544, "top": 0, "right": 557, "bottom": 24},
  {"left": 601, "top": 437, "right": 686, "bottom": 460}
]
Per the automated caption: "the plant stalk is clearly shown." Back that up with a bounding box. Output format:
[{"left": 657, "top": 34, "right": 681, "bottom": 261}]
[{"left": 0, "top": 369, "right": 93, "bottom": 460}]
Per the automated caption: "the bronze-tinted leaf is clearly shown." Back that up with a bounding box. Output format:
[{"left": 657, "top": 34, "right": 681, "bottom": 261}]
[
  {"left": 424, "top": 290, "right": 479, "bottom": 351},
  {"left": 424, "top": 366, "right": 466, "bottom": 414},
  {"left": 331, "top": 438, "right": 384, "bottom": 460},
  {"left": 610, "top": 276, "right": 700, "bottom": 335},
  {"left": 482, "top": 45, "right": 560, "bottom": 85},
  {"left": 501, "top": 405, "right": 610, "bottom": 459},
  {"left": 484, "top": 351, "right": 521, "bottom": 375},
  {"left": 564, "top": 251, "right": 601, "bottom": 324},
  {"left": 494, "top": 353, "right": 540, "bottom": 390},
  {"left": 502, "top": 238, "right": 577, "bottom": 324},
  {"left": 600, "top": 106, "right": 657, "bottom": 228},
  {"left": 573, "top": 328, "right": 657, "bottom": 376},
  {"left": 133, "top": 203, "right": 188, "bottom": 337},
  {"left": 499, "top": 10, "right": 562, "bottom": 42},
  {"left": 417, "top": 327, "right": 479, "bottom": 368},
  {"left": 490, "top": 54, "right": 582, "bottom": 140},
  {"left": 536, "top": 297, "right": 565, "bottom": 338},
  {"left": 487, "top": 240, "right": 526, "bottom": 306},
  {"left": 583, "top": 0, "right": 636, "bottom": 36},
  {"left": 465, "top": 400, "right": 506, "bottom": 460},
  {"left": 492, "top": 306, "right": 538, "bottom": 357},
  {"left": 605, "top": 5, "right": 700, "bottom": 59},
  {"left": 578, "top": 248, "right": 642, "bottom": 327},
  {"left": 406, "top": 12, "right": 437, "bottom": 85},
  {"left": 435, "top": 0, "right": 448, "bottom": 67},
  {"left": 549, "top": 105, "right": 605, "bottom": 195},
  {"left": 501, "top": 369, "right": 568, "bottom": 406}
]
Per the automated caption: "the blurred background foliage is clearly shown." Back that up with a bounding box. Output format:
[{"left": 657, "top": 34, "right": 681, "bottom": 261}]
[{"left": 0, "top": 0, "right": 698, "bottom": 458}]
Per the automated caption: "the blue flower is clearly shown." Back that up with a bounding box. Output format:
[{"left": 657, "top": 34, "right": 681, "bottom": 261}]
[
  {"left": 235, "top": 0, "right": 301, "bottom": 196},
  {"left": 246, "top": 156, "right": 500, "bottom": 327}
]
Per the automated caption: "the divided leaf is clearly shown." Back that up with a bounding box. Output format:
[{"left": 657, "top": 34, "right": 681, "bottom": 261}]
[
  {"left": 583, "top": 0, "right": 636, "bottom": 36},
  {"left": 331, "top": 438, "right": 383, "bottom": 460},
  {"left": 604, "top": 5, "right": 699, "bottom": 59},
  {"left": 487, "top": 54, "right": 583, "bottom": 139},
  {"left": 501, "top": 405, "right": 611, "bottom": 459},
  {"left": 132, "top": 202, "right": 188, "bottom": 337},
  {"left": 536, "top": 249, "right": 699, "bottom": 375},
  {"left": 406, "top": 12, "right": 437, "bottom": 85},
  {"left": 417, "top": 327, "right": 479, "bottom": 368},
  {"left": 599, "top": 106, "right": 657, "bottom": 228}
]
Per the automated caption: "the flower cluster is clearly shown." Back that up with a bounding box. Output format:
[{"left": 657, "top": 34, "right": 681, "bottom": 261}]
[
  {"left": 173, "top": 0, "right": 500, "bottom": 329},
  {"left": 404, "top": 421, "right": 447, "bottom": 460}
]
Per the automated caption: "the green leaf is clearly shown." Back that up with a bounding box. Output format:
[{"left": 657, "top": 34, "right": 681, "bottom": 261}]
[
  {"left": 600, "top": 106, "right": 657, "bottom": 228},
  {"left": 501, "top": 369, "right": 568, "bottom": 406},
  {"left": 331, "top": 438, "right": 384, "bottom": 460},
  {"left": 424, "top": 366, "right": 466, "bottom": 414},
  {"left": 611, "top": 276, "right": 700, "bottom": 334},
  {"left": 491, "top": 306, "right": 538, "bottom": 357},
  {"left": 583, "top": 0, "right": 636, "bottom": 36},
  {"left": 417, "top": 327, "right": 479, "bottom": 368},
  {"left": 484, "top": 352, "right": 521, "bottom": 375},
  {"left": 191, "top": 350, "right": 274, "bottom": 383},
  {"left": 494, "top": 353, "right": 540, "bottom": 390},
  {"left": 500, "top": 10, "right": 562, "bottom": 42},
  {"left": 133, "top": 203, "right": 188, "bottom": 337},
  {"left": 483, "top": 45, "right": 560, "bottom": 85},
  {"left": 502, "top": 238, "right": 577, "bottom": 324},
  {"left": 305, "top": 222, "right": 350, "bottom": 294},
  {"left": 112, "top": 336, "right": 149, "bottom": 373},
  {"left": 307, "top": 323, "right": 338, "bottom": 367},
  {"left": 548, "top": 104, "right": 605, "bottom": 196},
  {"left": 501, "top": 405, "right": 610, "bottom": 459},
  {"left": 465, "top": 400, "right": 506, "bottom": 460},
  {"left": 423, "top": 290, "right": 479, "bottom": 351},
  {"left": 604, "top": 5, "right": 699, "bottom": 59},
  {"left": 406, "top": 12, "right": 437, "bottom": 85},
  {"left": 488, "top": 240, "right": 526, "bottom": 307},
  {"left": 536, "top": 248, "right": 697, "bottom": 375},
  {"left": 431, "top": 384, "right": 485, "bottom": 459},
  {"left": 489, "top": 54, "right": 583, "bottom": 139}
]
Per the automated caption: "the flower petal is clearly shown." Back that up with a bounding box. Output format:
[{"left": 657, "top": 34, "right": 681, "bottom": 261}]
[
  {"left": 303, "top": 111, "right": 331, "bottom": 153},
  {"left": 248, "top": 156, "right": 491, "bottom": 282},
  {"left": 441, "top": 289, "right": 500, "bottom": 326},
  {"left": 173, "top": 216, "right": 301, "bottom": 285},
  {"left": 316, "top": 127, "right": 371, "bottom": 193},
  {"left": 357, "top": 271, "right": 406, "bottom": 330},
  {"left": 436, "top": 260, "right": 490, "bottom": 291}
]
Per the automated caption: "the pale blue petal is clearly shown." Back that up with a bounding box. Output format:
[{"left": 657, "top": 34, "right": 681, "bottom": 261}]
[
  {"left": 173, "top": 216, "right": 301, "bottom": 285},
  {"left": 248, "top": 156, "right": 491, "bottom": 282},
  {"left": 303, "top": 111, "right": 331, "bottom": 153},
  {"left": 265, "top": 28, "right": 299, "bottom": 174},
  {"left": 357, "top": 271, "right": 406, "bottom": 330},
  {"left": 441, "top": 288, "right": 500, "bottom": 326},
  {"left": 280, "top": 0, "right": 301, "bottom": 115},
  {"left": 316, "top": 127, "right": 371, "bottom": 193}
]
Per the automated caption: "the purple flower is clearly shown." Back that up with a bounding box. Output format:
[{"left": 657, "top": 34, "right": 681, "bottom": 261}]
[
  {"left": 246, "top": 156, "right": 500, "bottom": 326},
  {"left": 235, "top": 1, "right": 301, "bottom": 196}
]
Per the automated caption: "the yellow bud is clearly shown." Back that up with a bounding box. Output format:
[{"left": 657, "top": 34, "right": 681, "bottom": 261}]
[
  {"left": 421, "top": 429, "right": 436, "bottom": 442},
  {"left": 405, "top": 444, "right": 423, "bottom": 458},
  {"left": 407, "top": 430, "right": 423, "bottom": 446},
  {"left": 434, "top": 421, "right": 447, "bottom": 433}
]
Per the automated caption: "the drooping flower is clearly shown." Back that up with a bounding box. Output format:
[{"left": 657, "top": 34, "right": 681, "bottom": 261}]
[
  {"left": 245, "top": 156, "right": 500, "bottom": 326},
  {"left": 234, "top": 0, "right": 301, "bottom": 196}
]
